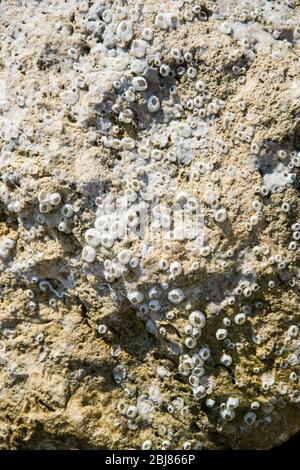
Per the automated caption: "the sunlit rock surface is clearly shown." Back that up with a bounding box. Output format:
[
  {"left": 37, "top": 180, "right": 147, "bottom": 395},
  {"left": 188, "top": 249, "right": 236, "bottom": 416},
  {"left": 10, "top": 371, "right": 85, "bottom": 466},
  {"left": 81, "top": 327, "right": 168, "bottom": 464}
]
[{"left": 0, "top": 0, "right": 299, "bottom": 449}]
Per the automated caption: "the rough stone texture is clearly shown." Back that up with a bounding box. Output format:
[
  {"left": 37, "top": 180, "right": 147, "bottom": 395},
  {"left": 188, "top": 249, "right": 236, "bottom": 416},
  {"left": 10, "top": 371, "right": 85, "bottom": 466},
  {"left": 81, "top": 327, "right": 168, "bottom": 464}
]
[{"left": 0, "top": 0, "right": 299, "bottom": 450}]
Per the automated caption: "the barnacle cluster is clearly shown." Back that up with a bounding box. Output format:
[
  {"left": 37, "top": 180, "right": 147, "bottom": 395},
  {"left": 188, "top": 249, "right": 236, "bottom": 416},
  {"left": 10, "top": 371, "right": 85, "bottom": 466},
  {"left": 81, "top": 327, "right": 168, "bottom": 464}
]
[{"left": 0, "top": 0, "right": 299, "bottom": 449}]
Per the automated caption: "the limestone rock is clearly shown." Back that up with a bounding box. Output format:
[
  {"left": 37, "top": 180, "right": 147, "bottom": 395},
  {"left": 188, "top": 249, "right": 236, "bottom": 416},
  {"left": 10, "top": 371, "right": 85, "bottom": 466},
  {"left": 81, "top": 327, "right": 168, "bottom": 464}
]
[{"left": 0, "top": 0, "right": 299, "bottom": 450}]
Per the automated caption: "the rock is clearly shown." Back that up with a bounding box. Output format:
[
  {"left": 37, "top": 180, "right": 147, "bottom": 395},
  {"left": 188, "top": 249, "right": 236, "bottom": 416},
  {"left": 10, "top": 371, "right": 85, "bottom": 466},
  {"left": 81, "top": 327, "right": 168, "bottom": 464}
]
[{"left": 0, "top": 0, "right": 299, "bottom": 450}]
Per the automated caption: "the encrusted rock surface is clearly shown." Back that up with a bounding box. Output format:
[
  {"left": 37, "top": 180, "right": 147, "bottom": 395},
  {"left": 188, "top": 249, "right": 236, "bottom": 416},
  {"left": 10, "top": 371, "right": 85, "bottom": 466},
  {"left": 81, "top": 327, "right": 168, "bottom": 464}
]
[{"left": 0, "top": 0, "right": 299, "bottom": 449}]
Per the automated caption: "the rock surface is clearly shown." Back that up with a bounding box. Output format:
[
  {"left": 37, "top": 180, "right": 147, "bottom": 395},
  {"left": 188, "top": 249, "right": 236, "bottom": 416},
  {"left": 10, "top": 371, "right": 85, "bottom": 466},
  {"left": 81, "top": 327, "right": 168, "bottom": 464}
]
[{"left": 0, "top": 0, "right": 299, "bottom": 449}]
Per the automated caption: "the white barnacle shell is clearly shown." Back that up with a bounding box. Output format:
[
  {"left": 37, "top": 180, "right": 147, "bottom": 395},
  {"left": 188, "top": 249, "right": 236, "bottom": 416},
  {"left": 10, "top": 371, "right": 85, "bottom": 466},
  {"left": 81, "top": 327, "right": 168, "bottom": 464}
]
[
  {"left": 117, "top": 20, "right": 133, "bottom": 43},
  {"left": 127, "top": 290, "right": 144, "bottom": 305},
  {"left": 168, "top": 288, "right": 185, "bottom": 304}
]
